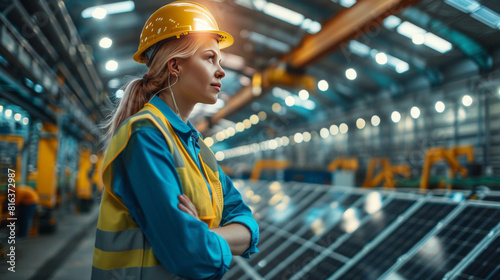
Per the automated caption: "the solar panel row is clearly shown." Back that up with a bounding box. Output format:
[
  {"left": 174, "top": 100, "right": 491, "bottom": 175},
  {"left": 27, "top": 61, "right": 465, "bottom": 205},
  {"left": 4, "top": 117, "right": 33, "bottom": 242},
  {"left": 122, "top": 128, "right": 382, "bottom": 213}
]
[{"left": 223, "top": 181, "right": 500, "bottom": 280}]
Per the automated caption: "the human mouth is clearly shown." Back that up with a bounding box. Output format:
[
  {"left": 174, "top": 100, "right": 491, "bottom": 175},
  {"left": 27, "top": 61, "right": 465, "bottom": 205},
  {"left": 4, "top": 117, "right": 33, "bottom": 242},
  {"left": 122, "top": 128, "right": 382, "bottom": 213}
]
[{"left": 211, "top": 83, "right": 221, "bottom": 92}]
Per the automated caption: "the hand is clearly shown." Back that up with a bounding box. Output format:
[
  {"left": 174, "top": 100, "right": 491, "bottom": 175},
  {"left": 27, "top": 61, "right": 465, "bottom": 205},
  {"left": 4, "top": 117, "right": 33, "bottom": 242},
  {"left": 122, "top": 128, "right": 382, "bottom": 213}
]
[{"left": 177, "top": 194, "right": 199, "bottom": 220}]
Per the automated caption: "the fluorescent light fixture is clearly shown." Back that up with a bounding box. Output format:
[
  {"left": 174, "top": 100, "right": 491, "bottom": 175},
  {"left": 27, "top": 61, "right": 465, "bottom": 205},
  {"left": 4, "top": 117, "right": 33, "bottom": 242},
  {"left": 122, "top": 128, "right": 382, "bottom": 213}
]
[
  {"left": 253, "top": 0, "right": 267, "bottom": 11},
  {"left": 397, "top": 21, "right": 426, "bottom": 39},
  {"left": 424, "top": 33, "right": 453, "bottom": 53},
  {"left": 383, "top": 15, "right": 402, "bottom": 29},
  {"left": 349, "top": 40, "right": 371, "bottom": 56},
  {"left": 263, "top": 2, "right": 304, "bottom": 26},
  {"left": 82, "top": 1, "right": 135, "bottom": 19},
  {"left": 397, "top": 21, "right": 453, "bottom": 53},
  {"left": 340, "top": 0, "right": 357, "bottom": 8},
  {"left": 92, "top": 8, "right": 107, "bottom": 19},
  {"left": 445, "top": 0, "right": 480, "bottom": 13},
  {"left": 471, "top": 7, "right": 500, "bottom": 29},
  {"left": 387, "top": 55, "right": 410, "bottom": 73},
  {"left": 412, "top": 34, "right": 425, "bottom": 45}
]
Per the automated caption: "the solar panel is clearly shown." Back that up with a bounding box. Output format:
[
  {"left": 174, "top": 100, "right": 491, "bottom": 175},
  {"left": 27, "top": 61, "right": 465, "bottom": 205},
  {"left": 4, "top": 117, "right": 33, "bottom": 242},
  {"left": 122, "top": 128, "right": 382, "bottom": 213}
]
[
  {"left": 333, "top": 198, "right": 416, "bottom": 258},
  {"left": 336, "top": 201, "right": 457, "bottom": 280},
  {"left": 385, "top": 204, "right": 500, "bottom": 280},
  {"left": 223, "top": 181, "right": 500, "bottom": 280},
  {"left": 453, "top": 233, "right": 500, "bottom": 279}
]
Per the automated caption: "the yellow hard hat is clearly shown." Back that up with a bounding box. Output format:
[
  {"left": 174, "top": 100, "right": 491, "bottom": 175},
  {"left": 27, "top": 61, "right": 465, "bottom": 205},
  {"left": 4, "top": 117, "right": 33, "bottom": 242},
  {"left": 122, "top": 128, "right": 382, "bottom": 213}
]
[{"left": 133, "top": 1, "right": 234, "bottom": 63}]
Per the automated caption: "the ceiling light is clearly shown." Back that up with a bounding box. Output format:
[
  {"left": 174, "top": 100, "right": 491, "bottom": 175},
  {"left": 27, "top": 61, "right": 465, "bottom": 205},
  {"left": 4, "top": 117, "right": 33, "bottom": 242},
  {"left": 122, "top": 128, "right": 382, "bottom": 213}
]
[
  {"left": 250, "top": 114, "right": 259, "bottom": 124},
  {"left": 330, "top": 125, "right": 339, "bottom": 135},
  {"left": 339, "top": 123, "right": 349, "bottom": 134},
  {"left": 258, "top": 111, "right": 267, "bottom": 120},
  {"left": 92, "top": 7, "right": 107, "bottom": 19},
  {"left": 108, "top": 78, "right": 120, "bottom": 88},
  {"left": 340, "top": 0, "right": 357, "bottom": 8},
  {"left": 115, "top": 89, "right": 124, "bottom": 99},
  {"left": 412, "top": 34, "right": 425, "bottom": 45},
  {"left": 349, "top": 40, "right": 371, "bottom": 56},
  {"left": 391, "top": 111, "right": 401, "bottom": 123},
  {"left": 435, "top": 101, "right": 445, "bottom": 113},
  {"left": 23, "top": 117, "right": 29, "bottom": 125},
  {"left": 272, "top": 103, "right": 282, "bottom": 113},
  {"left": 346, "top": 68, "right": 357, "bottom": 80},
  {"left": 263, "top": 2, "right": 304, "bottom": 26},
  {"left": 215, "top": 151, "right": 225, "bottom": 161},
  {"left": 320, "top": 128, "right": 329, "bottom": 138},
  {"left": 285, "top": 96, "right": 295, "bottom": 106},
  {"left": 356, "top": 118, "right": 366, "bottom": 129},
  {"left": 303, "top": 132, "right": 311, "bottom": 142},
  {"left": 424, "top": 33, "right": 453, "bottom": 53},
  {"left": 5, "top": 109, "right": 12, "bottom": 118},
  {"left": 445, "top": 0, "right": 480, "bottom": 13},
  {"left": 383, "top": 15, "right": 402, "bottom": 29},
  {"left": 462, "top": 95, "right": 473, "bottom": 106},
  {"left": 205, "top": 137, "right": 214, "bottom": 147},
  {"left": 227, "top": 127, "right": 236, "bottom": 136},
  {"left": 106, "top": 60, "right": 118, "bottom": 71},
  {"left": 243, "top": 119, "right": 252, "bottom": 129},
  {"left": 411, "top": 106, "right": 420, "bottom": 119},
  {"left": 99, "top": 37, "right": 112, "bottom": 48},
  {"left": 299, "top": 89, "right": 309, "bottom": 100},
  {"left": 371, "top": 115, "right": 381, "bottom": 126},
  {"left": 375, "top": 52, "right": 388, "bottom": 65},
  {"left": 14, "top": 113, "right": 21, "bottom": 121},
  {"left": 294, "top": 133, "right": 304, "bottom": 143},
  {"left": 318, "top": 80, "right": 329, "bottom": 91},
  {"left": 216, "top": 132, "right": 224, "bottom": 141},
  {"left": 236, "top": 122, "right": 245, "bottom": 132},
  {"left": 82, "top": 1, "right": 135, "bottom": 19}
]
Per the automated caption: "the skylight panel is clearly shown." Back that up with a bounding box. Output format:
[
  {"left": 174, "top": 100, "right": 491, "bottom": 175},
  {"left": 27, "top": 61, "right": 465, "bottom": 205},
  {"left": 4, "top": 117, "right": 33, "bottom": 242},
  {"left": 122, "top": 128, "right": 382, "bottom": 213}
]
[
  {"left": 396, "top": 21, "right": 453, "bottom": 53},
  {"left": 263, "top": 2, "right": 304, "bottom": 26},
  {"left": 471, "top": 6, "right": 500, "bottom": 29},
  {"left": 445, "top": 0, "right": 480, "bottom": 13},
  {"left": 82, "top": 1, "right": 135, "bottom": 18}
]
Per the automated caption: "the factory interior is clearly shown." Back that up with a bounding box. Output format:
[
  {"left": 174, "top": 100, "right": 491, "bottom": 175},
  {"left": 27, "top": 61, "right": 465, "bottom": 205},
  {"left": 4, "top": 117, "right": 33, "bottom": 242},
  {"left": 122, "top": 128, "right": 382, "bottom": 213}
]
[{"left": 1, "top": 0, "right": 500, "bottom": 279}]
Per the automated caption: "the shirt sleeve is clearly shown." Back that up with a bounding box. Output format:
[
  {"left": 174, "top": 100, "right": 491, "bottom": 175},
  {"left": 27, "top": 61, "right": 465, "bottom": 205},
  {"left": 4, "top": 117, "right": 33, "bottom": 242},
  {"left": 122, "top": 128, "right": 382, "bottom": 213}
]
[
  {"left": 218, "top": 166, "right": 260, "bottom": 258},
  {"left": 113, "top": 126, "right": 232, "bottom": 280}
]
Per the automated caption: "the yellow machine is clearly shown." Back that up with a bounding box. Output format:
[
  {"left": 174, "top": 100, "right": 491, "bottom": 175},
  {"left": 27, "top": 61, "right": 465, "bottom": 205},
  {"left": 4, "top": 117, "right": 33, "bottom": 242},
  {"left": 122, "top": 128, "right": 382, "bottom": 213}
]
[
  {"left": 362, "top": 158, "right": 410, "bottom": 188},
  {"left": 420, "top": 145, "right": 474, "bottom": 190},
  {"left": 250, "top": 160, "right": 289, "bottom": 182},
  {"left": 327, "top": 157, "right": 359, "bottom": 172}
]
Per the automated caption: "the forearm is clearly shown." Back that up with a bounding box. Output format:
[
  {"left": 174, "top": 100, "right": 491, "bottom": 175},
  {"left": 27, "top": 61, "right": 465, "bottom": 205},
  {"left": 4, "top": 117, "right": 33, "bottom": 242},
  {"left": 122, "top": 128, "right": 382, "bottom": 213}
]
[{"left": 211, "top": 223, "right": 251, "bottom": 256}]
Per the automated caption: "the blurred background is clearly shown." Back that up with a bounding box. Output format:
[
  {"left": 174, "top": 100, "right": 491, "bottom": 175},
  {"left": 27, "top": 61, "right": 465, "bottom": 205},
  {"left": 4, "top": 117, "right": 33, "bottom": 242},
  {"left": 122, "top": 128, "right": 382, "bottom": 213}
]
[{"left": 0, "top": 0, "right": 500, "bottom": 279}]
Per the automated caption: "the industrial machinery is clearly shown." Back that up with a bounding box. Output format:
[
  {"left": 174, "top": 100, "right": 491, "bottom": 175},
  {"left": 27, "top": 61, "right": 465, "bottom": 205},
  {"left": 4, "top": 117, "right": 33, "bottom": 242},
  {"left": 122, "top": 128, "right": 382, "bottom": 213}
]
[{"left": 362, "top": 157, "right": 410, "bottom": 188}]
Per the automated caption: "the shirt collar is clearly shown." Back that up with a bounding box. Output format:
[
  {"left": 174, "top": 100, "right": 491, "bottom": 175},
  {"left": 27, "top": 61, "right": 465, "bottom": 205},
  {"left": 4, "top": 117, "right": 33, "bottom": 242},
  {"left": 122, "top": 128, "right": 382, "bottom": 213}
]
[{"left": 149, "top": 95, "right": 198, "bottom": 138}]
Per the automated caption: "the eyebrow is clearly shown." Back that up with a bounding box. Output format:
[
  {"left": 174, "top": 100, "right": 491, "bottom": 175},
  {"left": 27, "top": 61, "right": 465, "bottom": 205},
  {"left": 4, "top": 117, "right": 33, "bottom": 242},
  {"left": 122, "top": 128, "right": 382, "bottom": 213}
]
[{"left": 204, "top": 49, "right": 222, "bottom": 63}]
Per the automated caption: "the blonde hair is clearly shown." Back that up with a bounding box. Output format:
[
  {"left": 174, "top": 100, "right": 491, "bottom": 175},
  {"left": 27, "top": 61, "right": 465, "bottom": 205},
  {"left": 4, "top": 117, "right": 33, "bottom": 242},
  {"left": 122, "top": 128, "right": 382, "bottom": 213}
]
[{"left": 100, "top": 34, "right": 218, "bottom": 150}]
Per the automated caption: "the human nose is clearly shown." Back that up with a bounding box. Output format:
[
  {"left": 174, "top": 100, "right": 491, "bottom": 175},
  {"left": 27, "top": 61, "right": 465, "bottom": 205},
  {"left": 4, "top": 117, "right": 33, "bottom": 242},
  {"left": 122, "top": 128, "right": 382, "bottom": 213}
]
[{"left": 215, "top": 64, "right": 225, "bottom": 79}]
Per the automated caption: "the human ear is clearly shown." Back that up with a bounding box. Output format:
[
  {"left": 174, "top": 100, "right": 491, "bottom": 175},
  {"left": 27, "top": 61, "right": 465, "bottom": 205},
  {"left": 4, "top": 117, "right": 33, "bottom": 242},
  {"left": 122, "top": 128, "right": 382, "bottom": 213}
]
[{"left": 167, "top": 58, "right": 181, "bottom": 77}]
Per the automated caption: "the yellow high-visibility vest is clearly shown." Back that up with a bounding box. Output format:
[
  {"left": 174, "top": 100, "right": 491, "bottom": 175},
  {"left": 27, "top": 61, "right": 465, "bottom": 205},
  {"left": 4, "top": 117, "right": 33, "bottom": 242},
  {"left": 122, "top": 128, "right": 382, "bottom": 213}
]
[{"left": 92, "top": 103, "right": 224, "bottom": 279}]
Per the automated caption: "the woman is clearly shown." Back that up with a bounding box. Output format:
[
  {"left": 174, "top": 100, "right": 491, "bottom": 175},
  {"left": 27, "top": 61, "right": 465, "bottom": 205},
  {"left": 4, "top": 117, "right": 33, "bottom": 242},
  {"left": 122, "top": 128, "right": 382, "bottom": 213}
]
[{"left": 91, "top": 2, "right": 259, "bottom": 279}]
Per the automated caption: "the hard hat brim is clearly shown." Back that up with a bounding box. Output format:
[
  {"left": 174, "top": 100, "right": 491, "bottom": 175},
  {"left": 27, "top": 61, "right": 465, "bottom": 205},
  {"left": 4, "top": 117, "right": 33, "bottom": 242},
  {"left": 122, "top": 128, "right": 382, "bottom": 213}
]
[{"left": 133, "top": 30, "right": 234, "bottom": 64}]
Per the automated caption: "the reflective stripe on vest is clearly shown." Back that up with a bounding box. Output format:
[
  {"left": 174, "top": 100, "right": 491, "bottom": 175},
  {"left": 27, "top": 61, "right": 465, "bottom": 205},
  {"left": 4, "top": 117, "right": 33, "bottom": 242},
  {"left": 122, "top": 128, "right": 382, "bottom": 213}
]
[{"left": 92, "top": 104, "right": 224, "bottom": 280}]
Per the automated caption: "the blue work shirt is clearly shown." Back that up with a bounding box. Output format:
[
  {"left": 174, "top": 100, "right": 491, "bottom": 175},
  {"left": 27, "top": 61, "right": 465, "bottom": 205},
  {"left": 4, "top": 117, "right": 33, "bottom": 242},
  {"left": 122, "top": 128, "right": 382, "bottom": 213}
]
[{"left": 112, "top": 96, "right": 259, "bottom": 280}]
